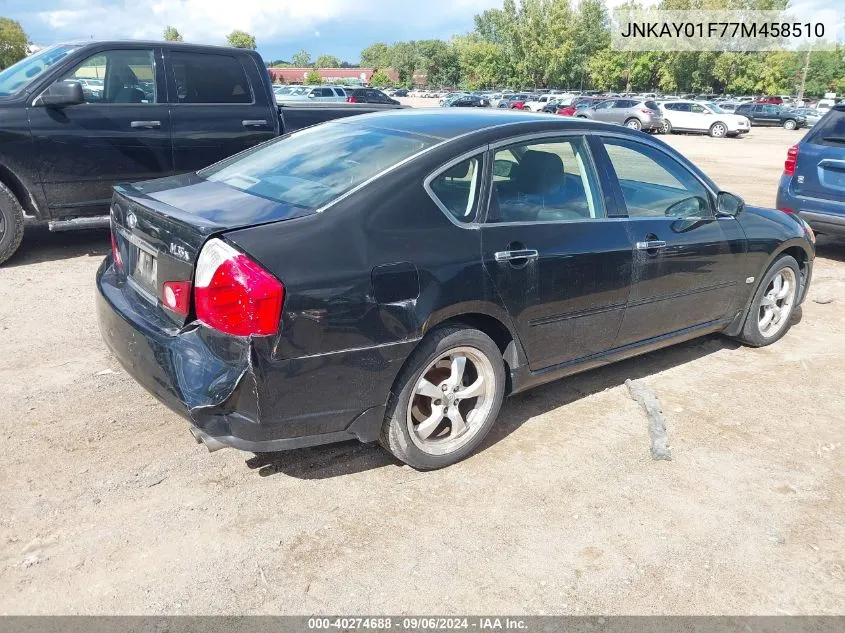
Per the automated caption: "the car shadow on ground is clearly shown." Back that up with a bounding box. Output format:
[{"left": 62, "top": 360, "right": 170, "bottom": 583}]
[
  {"left": 815, "top": 235, "right": 845, "bottom": 263},
  {"left": 246, "top": 334, "right": 744, "bottom": 480},
  {"left": 2, "top": 224, "right": 109, "bottom": 268}
]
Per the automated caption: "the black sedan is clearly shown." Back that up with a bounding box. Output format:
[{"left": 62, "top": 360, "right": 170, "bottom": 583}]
[
  {"left": 97, "top": 110, "right": 815, "bottom": 469},
  {"left": 446, "top": 94, "right": 490, "bottom": 108}
]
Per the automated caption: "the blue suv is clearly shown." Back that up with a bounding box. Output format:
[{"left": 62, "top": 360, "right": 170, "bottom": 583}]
[{"left": 777, "top": 105, "right": 845, "bottom": 236}]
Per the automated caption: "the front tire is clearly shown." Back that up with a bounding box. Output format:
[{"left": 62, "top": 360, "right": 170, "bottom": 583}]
[
  {"left": 624, "top": 118, "right": 642, "bottom": 130},
  {"left": 380, "top": 326, "right": 506, "bottom": 470},
  {"left": 736, "top": 255, "right": 801, "bottom": 347},
  {"left": 709, "top": 122, "right": 728, "bottom": 138},
  {"left": 0, "top": 182, "right": 25, "bottom": 266},
  {"left": 783, "top": 118, "right": 797, "bottom": 130}
]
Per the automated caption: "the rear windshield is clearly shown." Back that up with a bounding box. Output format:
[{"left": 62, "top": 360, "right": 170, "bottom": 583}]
[
  {"left": 810, "top": 108, "right": 845, "bottom": 147},
  {"left": 200, "top": 122, "right": 437, "bottom": 209}
]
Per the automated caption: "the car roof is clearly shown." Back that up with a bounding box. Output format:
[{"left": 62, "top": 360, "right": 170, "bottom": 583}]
[{"left": 325, "top": 108, "right": 631, "bottom": 141}]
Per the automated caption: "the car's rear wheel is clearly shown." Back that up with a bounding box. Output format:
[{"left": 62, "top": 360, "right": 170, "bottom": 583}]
[
  {"left": 0, "top": 182, "right": 25, "bottom": 266},
  {"left": 625, "top": 118, "right": 642, "bottom": 130},
  {"left": 736, "top": 255, "right": 801, "bottom": 347},
  {"left": 380, "top": 326, "right": 506, "bottom": 470},
  {"left": 662, "top": 119, "right": 673, "bottom": 134},
  {"left": 783, "top": 118, "right": 797, "bottom": 130},
  {"left": 709, "top": 122, "right": 728, "bottom": 138}
]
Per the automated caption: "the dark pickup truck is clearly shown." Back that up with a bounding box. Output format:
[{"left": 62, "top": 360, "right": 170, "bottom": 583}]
[{"left": 0, "top": 41, "right": 403, "bottom": 264}]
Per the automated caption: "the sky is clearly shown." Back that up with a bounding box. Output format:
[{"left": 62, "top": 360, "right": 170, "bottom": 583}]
[{"left": 5, "top": 0, "right": 835, "bottom": 64}]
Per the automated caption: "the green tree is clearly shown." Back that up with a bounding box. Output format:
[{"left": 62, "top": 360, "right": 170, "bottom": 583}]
[
  {"left": 314, "top": 54, "right": 341, "bottom": 68},
  {"left": 305, "top": 69, "right": 322, "bottom": 84},
  {"left": 390, "top": 41, "right": 418, "bottom": 86},
  {"left": 163, "top": 25, "right": 183, "bottom": 42},
  {"left": 226, "top": 30, "right": 256, "bottom": 50},
  {"left": 292, "top": 49, "right": 311, "bottom": 67},
  {"left": 0, "top": 18, "right": 28, "bottom": 70},
  {"left": 360, "top": 42, "right": 392, "bottom": 68},
  {"left": 453, "top": 35, "right": 506, "bottom": 90},
  {"left": 369, "top": 70, "right": 391, "bottom": 87}
]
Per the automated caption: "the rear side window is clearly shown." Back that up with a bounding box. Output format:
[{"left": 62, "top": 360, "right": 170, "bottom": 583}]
[
  {"left": 810, "top": 109, "right": 845, "bottom": 146},
  {"left": 170, "top": 52, "right": 252, "bottom": 104},
  {"left": 428, "top": 156, "right": 483, "bottom": 223},
  {"left": 200, "top": 122, "right": 436, "bottom": 209}
]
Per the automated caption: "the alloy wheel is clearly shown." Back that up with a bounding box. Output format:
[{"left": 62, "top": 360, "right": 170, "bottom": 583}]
[
  {"left": 407, "top": 346, "right": 497, "bottom": 456},
  {"left": 758, "top": 267, "right": 797, "bottom": 338},
  {"left": 626, "top": 119, "right": 642, "bottom": 130},
  {"left": 711, "top": 123, "right": 727, "bottom": 137}
]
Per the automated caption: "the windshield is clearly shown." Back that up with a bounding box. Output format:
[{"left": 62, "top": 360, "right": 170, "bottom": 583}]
[
  {"left": 200, "top": 121, "right": 438, "bottom": 209},
  {"left": 706, "top": 103, "right": 725, "bottom": 113},
  {"left": 0, "top": 44, "right": 81, "bottom": 97}
]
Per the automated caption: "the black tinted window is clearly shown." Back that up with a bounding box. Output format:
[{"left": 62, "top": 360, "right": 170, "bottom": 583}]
[
  {"left": 170, "top": 52, "right": 252, "bottom": 104},
  {"left": 811, "top": 109, "right": 845, "bottom": 146},
  {"left": 644, "top": 100, "right": 660, "bottom": 110}
]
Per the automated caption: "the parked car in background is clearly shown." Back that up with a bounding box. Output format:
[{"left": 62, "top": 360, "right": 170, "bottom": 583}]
[
  {"left": 756, "top": 96, "right": 784, "bottom": 105},
  {"left": 555, "top": 96, "right": 604, "bottom": 116},
  {"left": 346, "top": 87, "right": 399, "bottom": 105},
  {"left": 577, "top": 98, "right": 664, "bottom": 131},
  {"left": 497, "top": 94, "right": 530, "bottom": 109},
  {"left": 97, "top": 109, "right": 814, "bottom": 470},
  {"left": 393, "top": 88, "right": 409, "bottom": 97},
  {"left": 659, "top": 100, "right": 750, "bottom": 137},
  {"left": 276, "top": 85, "right": 348, "bottom": 103},
  {"left": 444, "top": 94, "right": 490, "bottom": 107},
  {"left": 735, "top": 103, "right": 805, "bottom": 129},
  {"left": 718, "top": 102, "right": 739, "bottom": 112},
  {"left": 524, "top": 94, "right": 560, "bottom": 112},
  {"left": 786, "top": 107, "right": 823, "bottom": 127},
  {"left": 777, "top": 104, "right": 845, "bottom": 237}
]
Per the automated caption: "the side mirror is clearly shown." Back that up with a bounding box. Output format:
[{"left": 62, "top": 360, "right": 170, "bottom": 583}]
[
  {"left": 34, "top": 81, "right": 84, "bottom": 107},
  {"left": 716, "top": 191, "right": 744, "bottom": 217},
  {"left": 493, "top": 159, "right": 515, "bottom": 178}
]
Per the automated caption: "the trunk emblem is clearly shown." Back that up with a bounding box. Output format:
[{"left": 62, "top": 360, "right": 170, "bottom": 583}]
[
  {"left": 127, "top": 212, "right": 138, "bottom": 229},
  {"left": 797, "top": 176, "right": 804, "bottom": 183}
]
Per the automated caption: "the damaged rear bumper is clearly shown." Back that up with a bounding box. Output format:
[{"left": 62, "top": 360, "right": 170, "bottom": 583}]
[{"left": 96, "top": 258, "right": 415, "bottom": 453}]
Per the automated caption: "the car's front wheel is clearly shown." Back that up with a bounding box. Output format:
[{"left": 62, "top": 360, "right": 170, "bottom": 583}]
[
  {"left": 709, "top": 122, "right": 728, "bottom": 137},
  {"left": 380, "top": 326, "right": 506, "bottom": 470},
  {"left": 736, "top": 255, "right": 801, "bottom": 347},
  {"left": 0, "top": 181, "right": 25, "bottom": 266}
]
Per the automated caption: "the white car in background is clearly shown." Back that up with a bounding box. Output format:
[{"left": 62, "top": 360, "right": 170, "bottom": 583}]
[
  {"left": 659, "top": 100, "right": 750, "bottom": 138},
  {"left": 523, "top": 94, "right": 561, "bottom": 112}
]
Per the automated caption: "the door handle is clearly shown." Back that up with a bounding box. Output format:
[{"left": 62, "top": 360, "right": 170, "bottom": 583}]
[
  {"left": 242, "top": 119, "right": 268, "bottom": 128},
  {"left": 494, "top": 249, "right": 539, "bottom": 262},
  {"left": 130, "top": 120, "right": 161, "bottom": 129},
  {"left": 636, "top": 240, "right": 667, "bottom": 250}
]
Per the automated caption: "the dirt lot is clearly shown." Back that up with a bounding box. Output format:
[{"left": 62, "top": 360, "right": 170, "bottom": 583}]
[{"left": 1, "top": 126, "right": 844, "bottom": 615}]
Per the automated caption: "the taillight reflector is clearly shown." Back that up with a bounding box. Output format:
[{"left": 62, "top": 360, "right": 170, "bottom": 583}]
[
  {"left": 111, "top": 228, "right": 123, "bottom": 271},
  {"left": 784, "top": 144, "right": 799, "bottom": 176},
  {"left": 194, "top": 238, "right": 284, "bottom": 337},
  {"left": 162, "top": 281, "right": 192, "bottom": 316}
]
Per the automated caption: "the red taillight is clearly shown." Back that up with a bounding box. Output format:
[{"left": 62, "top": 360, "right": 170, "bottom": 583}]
[
  {"left": 193, "top": 238, "right": 284, "bottom": 337},
  {"left": 778, "top": 208, "right": 795, "bottom": 214},
  {"left": 162, "top": 280, "right": 191, "bottom": 316},
  {"left": 784, "top": 144, "right": 799, "bottom": 176},
  {"left": 110, "top": 228, "right": 123, "bottom": 271},
  {"left": 347, "top": 96, "right": 357, "bottom": 103}
]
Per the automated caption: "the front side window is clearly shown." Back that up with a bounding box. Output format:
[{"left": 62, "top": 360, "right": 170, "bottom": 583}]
[
  {"left": 487, "top": 136, "right": 603, "bottom": 223},
  {"left": 428, "top": 155, "right": 483, "bottom": 223},
  {"left": 201, "top": 121, "right": 436, "bottom": 209},
  {"left": 170, "top": 52, "right": 251, "bottom": 104},
  {"left": 58, "top": 49, "right": 156, "bottom": 104},
  {"left": 602, "top": 139, "right": 712, "bottom": 219}
]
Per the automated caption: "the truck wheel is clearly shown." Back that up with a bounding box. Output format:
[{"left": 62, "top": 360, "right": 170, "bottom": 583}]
[
  {"left": 0, "top": 182, "right": 25, "bottom": 266},
  {"left": 380, "top": 325, "right": 506, "bottom": 470},
  {"left": 783, "top": 119, "right": 797, "bottom": 130}
]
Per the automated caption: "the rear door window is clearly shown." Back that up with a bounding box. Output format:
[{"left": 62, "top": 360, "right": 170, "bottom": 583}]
[
  {"left": 811, "top": 108, "right": 845, "bottom": 147},
  {"left": 170, "top": 52, "right": 252, "bottom": 104}
]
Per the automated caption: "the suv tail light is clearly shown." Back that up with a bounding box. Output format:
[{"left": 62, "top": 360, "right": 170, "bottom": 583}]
[
  {"left": 784, "top": 144, "right": 799, "bottom": 175},
  {"left": 347, "top": 96, "right": 357, "bottom": 103},
  {"left": 110, "top": 227, "right": 123, "bottom": 271},
  {"left": 194, "top": 238, "right": 284, "bottom": 337}
]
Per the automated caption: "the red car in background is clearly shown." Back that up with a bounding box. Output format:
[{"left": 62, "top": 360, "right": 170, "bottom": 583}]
[
  {"left": 555, "top": 96, "right": 604, "bottom": 116},
  {"left": 755, "top": 96, "right": 784, "bottom": 105}
]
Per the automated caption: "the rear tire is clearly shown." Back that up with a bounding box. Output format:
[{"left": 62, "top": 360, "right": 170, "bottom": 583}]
[
  {"left": 736, "top": 255, "right": 801, "bottom": 347},
  {"left": 380, "top": 326, "right": 506, "bottom": 470},
  {"left": 783, "top": 119, "right": 797, "bottom": 130},
  {"left": 0, "top": 182, "right": 25, "bottom": 266},
  {"left": 662, "top": 119, "right": 673, "bottom": 134}
]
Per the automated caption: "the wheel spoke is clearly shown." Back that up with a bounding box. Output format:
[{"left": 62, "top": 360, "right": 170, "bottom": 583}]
[
  {"left": 771, "top": 274, "right": 783, "bottom": 296},
  {"left": 776, "top": 279, "right": 791, "bottom": 300},
  {"left": 448, "top": 407, "right": 467, "bottom": 436},
  {"left": 449, "top": 355, "right": 466, "bottom": 388},
  {"left": 416, "top": 406, "right": 445, "bottom": 439},
  {"left": 759, "top": 307, "right": 775, "bottom": 330},
  {"left": 760, "top": 296, "right": 775, "bottom": 307},
  {"left": 415, "top": 378, "right": 442, "bottom": 400},
  {"left": 457, "top": 376, "right": 485, "bottom": 399}
]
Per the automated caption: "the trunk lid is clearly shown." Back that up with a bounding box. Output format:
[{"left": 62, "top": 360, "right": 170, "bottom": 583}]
[
  {"left": 793, "top": 106, "right": 845, "bottom": 205},
  {"left": 110, "top": 172, "right": 313, "bottom": 325}
]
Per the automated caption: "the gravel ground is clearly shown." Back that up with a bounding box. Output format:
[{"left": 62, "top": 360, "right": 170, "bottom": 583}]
[{"left": 1, "top": 125, "right": 844, "bottom": 615}]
